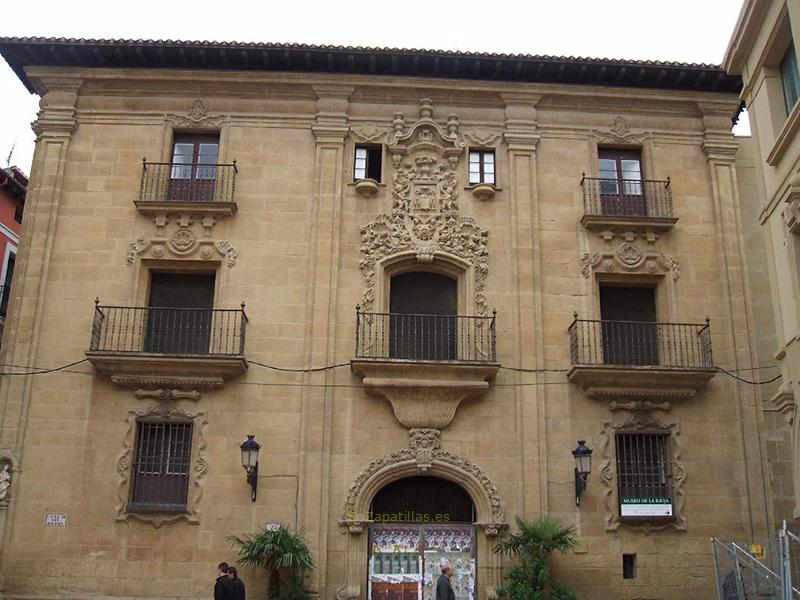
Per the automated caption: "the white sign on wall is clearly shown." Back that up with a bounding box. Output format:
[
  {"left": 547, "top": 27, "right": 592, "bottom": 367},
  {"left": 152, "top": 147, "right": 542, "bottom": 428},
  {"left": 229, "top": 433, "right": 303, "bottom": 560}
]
[
  {"left": 44, "top": 513, "right": 67, "bottom": 527},
  {"left": 265, "top": 523, "right": 281, "bottom": 532},
  {"left": 620, "top": 498, "right": 672, "bottom": 518}
]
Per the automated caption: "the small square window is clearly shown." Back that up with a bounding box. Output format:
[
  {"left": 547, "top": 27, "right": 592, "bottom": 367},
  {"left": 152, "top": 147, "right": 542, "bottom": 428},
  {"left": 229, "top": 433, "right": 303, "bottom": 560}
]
[
  {"left": 129, "top": 420, "right": 193, "bottom": 513},
  {"left": 623, "top": 554, "right": 636, "bottom": 579},
  {"left": 13, "top": 204, "right": 22, "bottom": 224},
  {"left": 469, "top": 150, "right": 496, "bottom": 185},
  {"left": 355, "top": 145, "right": 382, "bottom": 182}
]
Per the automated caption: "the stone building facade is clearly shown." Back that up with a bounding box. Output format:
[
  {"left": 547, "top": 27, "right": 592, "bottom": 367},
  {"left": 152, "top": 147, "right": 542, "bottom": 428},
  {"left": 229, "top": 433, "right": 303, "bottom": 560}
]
[
  {"left": 0, "top": 37, "right": 775, "bottom": 600},
  {"left": 725, "top": 0, "right": 800, "bottom": 525}
]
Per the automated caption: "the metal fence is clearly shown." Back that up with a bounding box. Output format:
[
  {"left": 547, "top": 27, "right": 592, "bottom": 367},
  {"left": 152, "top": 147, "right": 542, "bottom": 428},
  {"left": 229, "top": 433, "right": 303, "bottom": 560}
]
[
  {"left": 569, "top": 317, "right": 713, "bottom": 368},
  {"left": 581, "top": 175, "right": 673, "bottom": 218},
  {"left": 355, "top": 308, "right": 496, "bottom": 363},
  {"left": 712, "top": 520, "right": 800, "bottom": 599},
  {"left": 90, "top": 303, "right": 248, "bottom": 356},
  {"left": 139, "top": 161, "right": 238, "bottom": 203}
]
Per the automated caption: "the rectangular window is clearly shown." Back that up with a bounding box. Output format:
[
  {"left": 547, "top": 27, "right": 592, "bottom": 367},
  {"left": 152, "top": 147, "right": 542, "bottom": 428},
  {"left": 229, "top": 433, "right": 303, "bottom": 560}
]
[
  {"left": 616, "top": 431, "right": 673, "bottom": 521},
  {"left": 468, "top": 150, "right": 495, "bottom": 185},
  {"left": 355, "top": 145, "right": 382, "bottom": 182},
  {"left": 597, "top": 148, "right": 645, "bottom": 216},
  {"left": 599, "top": 285, "right": 658, "bottom": 366},
  {"left": 781, "top": 42, "right": 800, "bottom": 115},
  {"left": 145, "top": 272, "right": 216, "bottom": 354},
  {"left": 13, "top": 203, "right": 22, "bottom": 224},
  {"left": 168, "top": 134, "right": 220, "bottom": 201},
  {"left": 129, "top": 420, "right": 193, "bottom": 512},
  {"left": 622, "top": 554, "right": 637, "bottom": 579}
]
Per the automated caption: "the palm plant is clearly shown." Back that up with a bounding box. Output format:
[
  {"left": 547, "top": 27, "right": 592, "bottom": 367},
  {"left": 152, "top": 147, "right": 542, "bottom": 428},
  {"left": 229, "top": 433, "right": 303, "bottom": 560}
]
[
  {"left": 494, "top": 516, "right": 577, "bottom": 600},
  {"left": 228, "top": 525, "right": 315, "bottom": 600}
]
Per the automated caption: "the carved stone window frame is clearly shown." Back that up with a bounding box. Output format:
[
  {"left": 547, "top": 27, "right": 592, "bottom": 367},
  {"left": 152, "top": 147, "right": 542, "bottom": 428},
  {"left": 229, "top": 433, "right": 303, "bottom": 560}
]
[
  {"left": 376, "top": 250, "right": 474, "bottom": 316},
  {"left": 599, "top": 412, "right": 686, "bottom": 533},
  {"left": 115, "top": 401, "right": 208, "bottom": 527},
  {"left": 160, "top": 99, "right": 231, "bottom": 164},
  {"left": 587, "top": 117, "right": 657, "bottom": 181}
]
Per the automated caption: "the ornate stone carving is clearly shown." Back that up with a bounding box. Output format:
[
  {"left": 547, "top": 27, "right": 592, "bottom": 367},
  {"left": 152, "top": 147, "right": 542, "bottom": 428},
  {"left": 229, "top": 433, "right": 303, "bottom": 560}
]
[
  {"left": 609, "top": 399, "right": 671, "bottom": 413},
  {"left": 165, "top": 99, "right": 226, "bottom": 130},
  {"left": 592, "top": 115, "right": 649, "bottom": 145},
  {"left": 133, "top": 388, "right": 202, "bottom": 401},
  {"left": 772, "top": 385, "right": 796, "bottom": 425},
  {"left": 335, "top": 584, "right": 361, "bottom": 600},
  {"left": 127, "top": 219, "right": 238, "bottom": 266},
  {"left": 116, "top": 401, "right": 207, "bottom": 527},
  {"left": 0, "top": 458, "right": 13, "bottom": 508},
  {"left": 464, "top": 129, "right": 501, "bottom": 147},
  {"left": 360, "top": 99, "right": 489, "bottom": 314},
  {"left": 580, "top": 242, "right": 679, "bottom": 280},
  {"left": 351, "top": 124, "right": 388, "bottom": 143},
  {"left": 110, "top": 374, "right": 225, "bottom": 390},
  {"left": 610, "top": 116, "right": 629, "bottom": 138},
  {"left": 341, "top": 428, "right": 505, "bottom": 527},
  {"left": 599, "top": 413, "right": 686, "bottom": 533}
]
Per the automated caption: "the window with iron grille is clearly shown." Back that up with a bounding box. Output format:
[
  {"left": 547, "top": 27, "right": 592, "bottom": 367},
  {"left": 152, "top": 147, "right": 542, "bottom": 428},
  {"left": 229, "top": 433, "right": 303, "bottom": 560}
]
[
  {"left": 129, "top": 420, "right": 193, "bottom": 512},
  {"left": 354, "top": 145, "right": 382, "bottom": 182},
  {"left": 468, "top": 150, "right": 495, "bottom": 185},
  {"left": 615, "top": 430, "right": 674, "bottom": 520}
]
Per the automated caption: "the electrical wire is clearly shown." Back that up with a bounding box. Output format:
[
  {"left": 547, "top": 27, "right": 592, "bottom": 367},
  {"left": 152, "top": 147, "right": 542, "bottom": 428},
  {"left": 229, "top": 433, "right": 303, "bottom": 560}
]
[{"left": 715, "top": 366, "right": 783, "bottom": 386}]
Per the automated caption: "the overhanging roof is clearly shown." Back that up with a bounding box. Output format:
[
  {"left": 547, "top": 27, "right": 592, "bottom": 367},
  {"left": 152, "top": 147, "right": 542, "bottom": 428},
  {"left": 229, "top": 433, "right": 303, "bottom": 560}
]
[{"left": 0, "top": 37, "right": 742, "bottom": 96}]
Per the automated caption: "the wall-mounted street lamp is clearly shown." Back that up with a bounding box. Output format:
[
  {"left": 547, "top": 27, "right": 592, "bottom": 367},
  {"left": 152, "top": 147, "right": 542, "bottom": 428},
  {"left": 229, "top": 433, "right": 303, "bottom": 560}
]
[
  {"left": 240, "top": 434, "right": 261, "bottom": 502},
  {"left": 572, "top": 440, "right": 593, "bottom": 506}
]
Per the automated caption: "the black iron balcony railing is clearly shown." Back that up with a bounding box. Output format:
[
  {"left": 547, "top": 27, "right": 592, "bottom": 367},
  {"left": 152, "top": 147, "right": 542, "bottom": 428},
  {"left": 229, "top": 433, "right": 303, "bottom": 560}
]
[
  {"left": 90, "top": 302, "right": 248, "bottom": 356},
  {"left": 139, "top": 160, "right": 237, "bottom": 203},
  {"left": 569, "top": 316, "right": 712, "bottom": 369},
  {"left": 580, "top": 174, "right": 673, "bottom": 219},
  {"left": 355, "top": 308, "right": 496, "bottom": 363}
]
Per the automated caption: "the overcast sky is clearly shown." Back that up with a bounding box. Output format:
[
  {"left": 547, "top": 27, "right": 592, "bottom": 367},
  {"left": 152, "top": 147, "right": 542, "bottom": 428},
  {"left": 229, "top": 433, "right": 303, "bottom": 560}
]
[{"left": 0, "top": 0, "right": 748, "bottom": 175}]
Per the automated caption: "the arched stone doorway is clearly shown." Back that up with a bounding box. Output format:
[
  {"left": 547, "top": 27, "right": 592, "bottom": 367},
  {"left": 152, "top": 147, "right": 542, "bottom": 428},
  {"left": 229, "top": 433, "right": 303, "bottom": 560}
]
[
  {"left": 337, "top": 430, "right": 507, "bottom": 600},
  {"left": 368, "top": 476, "right": 476, "bottom": 600}
]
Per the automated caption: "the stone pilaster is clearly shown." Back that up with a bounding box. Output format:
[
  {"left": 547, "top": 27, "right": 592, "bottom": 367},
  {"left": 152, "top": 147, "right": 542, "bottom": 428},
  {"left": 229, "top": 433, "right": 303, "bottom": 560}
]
[
  {"left": 699, "top": 100, "right": 771, "bottom": 535},
  {"left": 0, "top": 76, "right": 80, "bottom": 581},
  {"left": 299, "top": 84, "right": 352, "bottom": 597},
  {"left": 501, "top": 92, "right": 546, "bottom": 527}
]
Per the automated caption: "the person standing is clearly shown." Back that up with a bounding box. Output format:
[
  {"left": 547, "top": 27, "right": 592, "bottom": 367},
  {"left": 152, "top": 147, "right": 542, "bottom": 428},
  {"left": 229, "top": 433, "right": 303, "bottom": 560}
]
[
  {"left": 214, "top": 563, "right": 233, "bottom": 600},
  {"left": 436, "top": 565, "right": 455, "bottom": 600},
  {"left": 228, "top": 566, "right": 246, "bottom": 600}
]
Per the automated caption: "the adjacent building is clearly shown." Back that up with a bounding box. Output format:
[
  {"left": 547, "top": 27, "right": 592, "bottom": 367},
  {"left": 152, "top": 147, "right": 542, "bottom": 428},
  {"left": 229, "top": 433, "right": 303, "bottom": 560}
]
[
  {"left": 0, "top": 167, "right": 25, "bottom": 339},
  {"left": 0, "top": 37, "right": 775, "bottom": 600},
  {"left": 725, "top": 0, "right": 800, "bottom": 523}
]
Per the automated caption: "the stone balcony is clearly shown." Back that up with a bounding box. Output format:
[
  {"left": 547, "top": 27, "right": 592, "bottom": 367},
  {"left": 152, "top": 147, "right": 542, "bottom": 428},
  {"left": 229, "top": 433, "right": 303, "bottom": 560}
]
[
  {"left": 580, "top": 174, "right": 677, "bottom": 232},
  {"left": 567, "top": 316, "right": 716, "bottom": 399},
  {"left": 85, "top": 301, "right": 248, "bottom": 390},
  {"left": 350, "top": 309, "right": 500, "bottom": 429}
]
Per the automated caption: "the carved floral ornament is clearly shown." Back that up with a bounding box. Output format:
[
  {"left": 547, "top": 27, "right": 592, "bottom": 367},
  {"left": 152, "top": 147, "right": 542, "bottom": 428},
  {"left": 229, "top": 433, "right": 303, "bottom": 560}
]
[
  {"left": 340, "top": 428, "right": 507, "bottom": 536},
  {"left": 116, "top": 401, "right": 207, "bottom": 527},
  {"left": 165, "top": 99, "right": 227, "bottom": 130},
  {"left": 581, "top": 241, "right": 680, "bottom": 280},
  {"left": 591, "top": 115, "right": 650, "bottom": 145},
  {"left": 599, "top": 409, "right": 686, "bottom": 534},
  {"left": 359, "top": 99, "right": 490, "bottom": 315},
  {"left": 0, "top": 448, "right": 18, "bottom": 508},
  {"left": 128, "top": 216, "right": 239, "bottom": 267}
]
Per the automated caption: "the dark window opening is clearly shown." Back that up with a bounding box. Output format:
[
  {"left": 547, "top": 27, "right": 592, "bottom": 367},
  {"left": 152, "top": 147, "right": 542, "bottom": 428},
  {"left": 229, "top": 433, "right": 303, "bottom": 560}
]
[
  {"left": 370, "top": 476, "right": 475, "bottom": 523},
  {"left": 600, "top": 284, "right": 658, "bottom": 365},
  {"left": 469, "top": 150, "right": 496, "bottom": 185},
  {"left": 354, "top": 145, "right": 382, "bottom": 182},
  {"left": 168, "top": 133, "right": 220, "bottom": 201},
  {"left": 145, "top": 272, "right": 215, "bottom": 354},
  {"left": 13, "top": 203, "right": 23, "bottom": 224},
  {"left": 623, "top": 554, "right": 637, "bottom": 579},
  {"left": 598, "top": 148, "right": 645, "bottom": 216},
  {"left": 389, "top": 272, "right": 457, "bottom": 360},
  {"left": 129, "top": 419, "right": 192, "bottom": 512},
  {"left": 1, "top": 253, "right": 15, "bottom": 319},
  {"left": 616, "top": 431, "right": 673, "bottom": 521},
  {"left": 782, "top": 42, "right": 800, "bottom": 115}
]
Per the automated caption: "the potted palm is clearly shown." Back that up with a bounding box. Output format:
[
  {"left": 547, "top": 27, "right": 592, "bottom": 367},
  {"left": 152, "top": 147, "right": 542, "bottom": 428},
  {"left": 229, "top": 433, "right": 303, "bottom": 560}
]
[
  {"left": 493, "top": 515, "right": 578, "bottom": 600},
  {"left": 228, "top": 525, "right": 315, "bottom": 600}
]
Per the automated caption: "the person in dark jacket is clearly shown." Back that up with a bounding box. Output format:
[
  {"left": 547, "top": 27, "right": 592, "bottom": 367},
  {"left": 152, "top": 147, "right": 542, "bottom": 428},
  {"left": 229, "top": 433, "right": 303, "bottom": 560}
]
[
  {"left": 435, "top": 565, "right": 455, "bottom": 600},
  {"left": 228, "top": 566, "right": 246, "bottom": 600},
  {"left": 214, "top": 562, "right": 233, "bottom": 600}
]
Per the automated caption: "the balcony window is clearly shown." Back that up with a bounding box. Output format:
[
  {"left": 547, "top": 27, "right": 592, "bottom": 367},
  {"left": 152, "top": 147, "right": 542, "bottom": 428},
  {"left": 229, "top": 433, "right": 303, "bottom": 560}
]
[
  {"left": 600, "top": 285, "right": 657, "bottom": 366},
  {"left": 145, "top": 272, "right": 215, "bottom": 354},
  {"left": 616, "top": 431, "right": 673, "bottom": 521},
  {"left": 468, "top": 150, "right": 495, "bottom": 185},
  {"left": 781, "top": 42, "right": 800, "bottom": 115},
  {"left": 597, "top": 149, "right": 646, "bottom": 216},
  {"left": 129, "top": 419, "right": 193, "bottom": 512},
  {"left": 389, "top": 272, "right": 457, "bottom": 361},
  {"left": 355, "top": 145, "right": 382, "bottom": 182}
]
